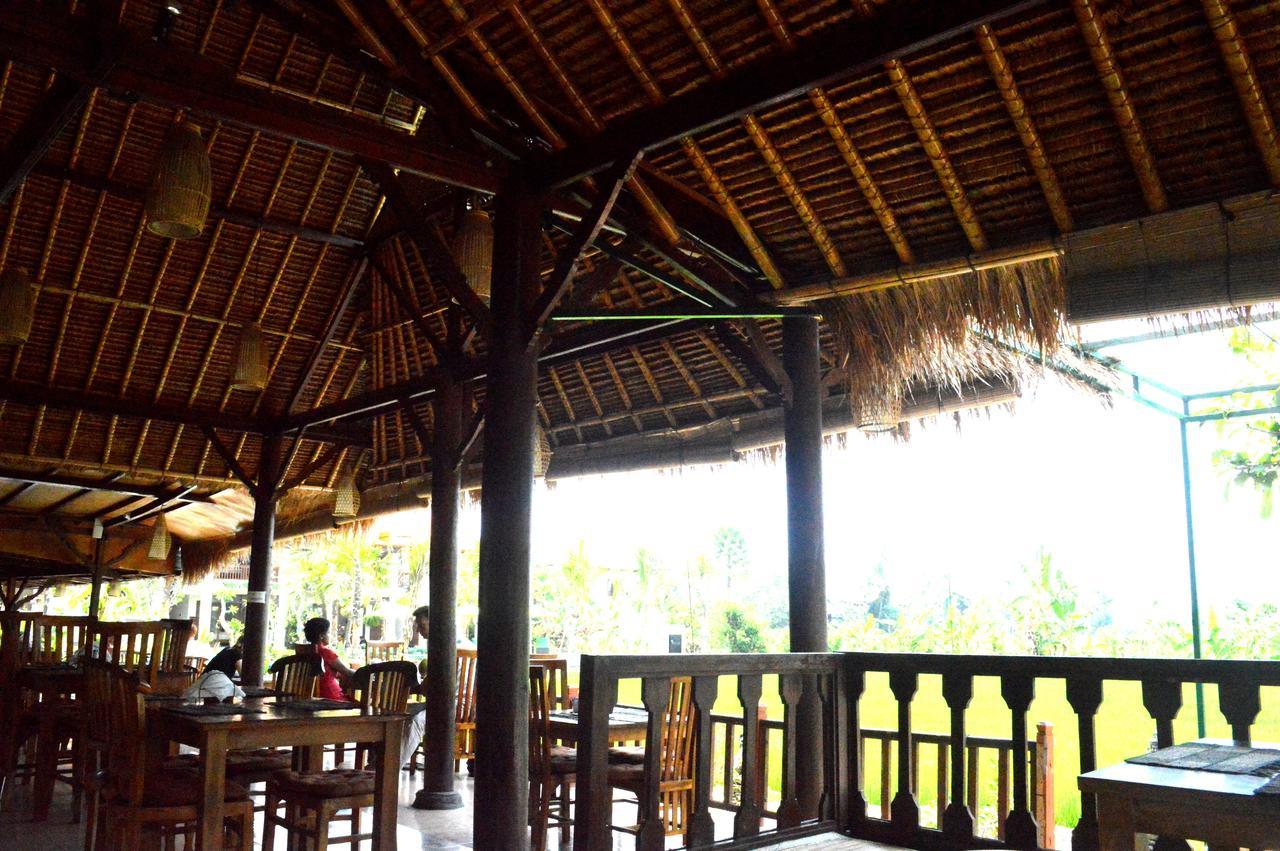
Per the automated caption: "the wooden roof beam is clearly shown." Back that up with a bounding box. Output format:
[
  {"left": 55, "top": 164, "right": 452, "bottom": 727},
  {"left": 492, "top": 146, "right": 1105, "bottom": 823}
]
[
  {"left": 0, "top": 467, "right": 216, "bottom": 503},
  {"left": 976, "top": 24, "right": 1073, "bottom": 234},
  {"left": 286, "top": 257, "right": 368, "bottom": 415},
  {"left": 886, "top": 59, "right": 988, "bottom": 251},
  {"left": 0, "top": 379, "right": 264, "bottom": 435},
  {"left": 362, "top": 161, "right": 493, "bottom": 334},
  {"left": 1200, "top": 0, "right": 1280, "bottom": 187},
  {"left": 0, "top": 76, "right": 99, "bottom": 207},
  {"left": 1071, "top": 0, "right": 1168, "bottom": 213},
  {"left": 534, "top": 0, "right": 1049, "bottom": 186},
  {"left": 0, "top": 3, "right": 503, "bottom": 193}
]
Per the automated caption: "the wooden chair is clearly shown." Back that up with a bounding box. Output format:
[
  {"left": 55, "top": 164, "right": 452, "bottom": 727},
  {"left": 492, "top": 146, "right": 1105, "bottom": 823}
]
[
  {"left": 28, "top": 614, "right": 89, "bottom": 664},
  {"left": 0, "top": 611, "right": 38, "bottom": 799},
  {"left": 364, "top": 640, "right": 404, "bottom": 665},
  {"left": 408, "top": 647, "right": 479, "bottom": 776},
  {"left": 78, "top": 660, "right": 115, "bottom": 851},
  {"left": 262, "top": 661, "right": 418, "bottom": 850},
  {"left": 183, "top": 655, "right": 206, "bottom": 675},
  {"left": 88, "top": 621, "right": 166, "bottom": 688},
  {"left": 269, "top": 653, "right": 322, "bottom": 699},
  {"left": 607, "top": 676, "right": 696, "bottom": 841},
  {"left": 96, "top": 661, "right": 254, "bottom": 850},
  {"left": 529, "top": 664, "right": 576, "bottom": 851},
  {"left": 531, "top": 656, "right": 569, "bottom": 710}
]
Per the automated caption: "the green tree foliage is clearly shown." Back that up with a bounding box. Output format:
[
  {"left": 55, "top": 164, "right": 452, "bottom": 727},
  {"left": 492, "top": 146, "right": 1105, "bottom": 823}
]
[
  {"left": 1211, "top": 327, "right": 1279, "bottom": 517},
  {"left": 713, "top": 603, "right": 767, "bottom": 653}
]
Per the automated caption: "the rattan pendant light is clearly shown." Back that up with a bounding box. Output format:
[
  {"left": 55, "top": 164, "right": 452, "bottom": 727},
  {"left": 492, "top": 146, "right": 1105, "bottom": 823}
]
[
  {"left": 145, "top": 120, "right": 212, "bottom": 239},
  {"left": 334, "top": 469, "right": 361, "bottom": 521},
  {"left": 855, "top": 392, "right": 903, "bottom": 433},
  {"left": 148, "top": 516, "right": 171, "bottom": 560},
  {"left": 232, "top": 322, "right": 267, "bottom": 391},
  {"left": 533, "top": 423, "right": 552, "bottom": 479},
  {"left": 452, "top": 207, "right": 493, "bottom": 302},
  {"left": 0, "top": 267, "right": 34, "bottom": 344}
]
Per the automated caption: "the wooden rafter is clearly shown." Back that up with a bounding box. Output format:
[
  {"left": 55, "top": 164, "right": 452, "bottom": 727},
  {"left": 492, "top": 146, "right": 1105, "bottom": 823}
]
[
  {"left": 885, "top": 59, "right": 988, "bottom": 251},
  {"left": 1200, "top": 0, "right": 1280, "bottom": 187},
  {"left": 1070, "top": 0, "right": 1168, "bottom": 213},
  {"left": 976, "top": 24, "right": 1073, "bottom": 234},
  {"left": 0, "top": 75, "right": 99, "bottom": 206},
  {"left": 373, "top": 255, "right": 449, "bottom": 363},
  {"left": 536, "top": 0, "right": 1050, "bottom": 185},
  {"left": 0, "top": 3, "right": 502, "bottom": 192},
  {"left": 287, "top": 257, "right": 368, "bottom": 414}
]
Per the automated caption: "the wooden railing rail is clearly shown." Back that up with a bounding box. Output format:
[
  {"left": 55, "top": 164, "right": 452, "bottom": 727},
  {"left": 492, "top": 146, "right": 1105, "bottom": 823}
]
[
  {"left": 574, "top": 653, "right": 842, "bottom": 851},
  {"left": 843, "top": 652, "right": 1280, "bottom": 851}
]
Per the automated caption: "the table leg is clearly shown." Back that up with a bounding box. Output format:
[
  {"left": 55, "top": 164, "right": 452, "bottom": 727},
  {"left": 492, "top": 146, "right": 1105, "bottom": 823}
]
[
  {"left": 32, "top": 699, "right": 57, "bottom": 821},
  {"left": 373, "top": 720, "right": 402, "bottom": 850},
  {"left": 1096, "top": 793, "right": 1137, "bottom": 851},
  {"left": 198, "top": 730, "right": 228, "bottom": 851}
]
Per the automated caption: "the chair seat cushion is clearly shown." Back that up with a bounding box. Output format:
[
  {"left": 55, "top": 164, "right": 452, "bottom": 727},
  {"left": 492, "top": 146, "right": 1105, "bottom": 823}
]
[
  {"left": 270, "top": 768, "right": 374, "bottom": 799},
  {"left": 606, "top": 762, "right": 645, "bottom": 791},
  {"left": 226, "top": 748, "right": 290, "bottom": 775},
  {"left": 607, "top": 745, "right": 645, "bottom": 765},
  {"left": 548, "top": 745, "right": 577, "bottom": 775},
  {"left": 115, "top": 768, "right": 250, "bottom": 808}
]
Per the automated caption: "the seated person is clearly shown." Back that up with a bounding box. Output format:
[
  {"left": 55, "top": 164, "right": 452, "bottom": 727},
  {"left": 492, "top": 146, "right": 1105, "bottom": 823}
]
[
  {"left": 401, "top": 605, "right": 432, "bottom": 765},
  {"left": 205, "top": 637, "right": 243, "bottom": 679},
  {"left": 303, "top": 617, "right": 355, "bottom": 701}
]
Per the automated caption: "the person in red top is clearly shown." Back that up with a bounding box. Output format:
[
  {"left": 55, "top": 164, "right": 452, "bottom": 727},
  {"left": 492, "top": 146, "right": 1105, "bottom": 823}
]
[{"left": 303, "top": 617, "right": 355, "bottom": 701}]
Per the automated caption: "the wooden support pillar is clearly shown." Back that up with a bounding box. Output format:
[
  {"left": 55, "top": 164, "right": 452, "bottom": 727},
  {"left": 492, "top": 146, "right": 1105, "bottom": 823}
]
[
  {"left": 241, "top": 435, "right": 280, "bottom": 688},
  {"left": 474, "top": 179, "right": 544, "bottom": 850},
  {"left": 414, "top": 374, "right": 466, "bottom": 810},
  {"left": 782, "top": 315, "right": 828, "bottom": 818},
  {"left": 87, "top": 537, "right": 104, "bottom": 621}
]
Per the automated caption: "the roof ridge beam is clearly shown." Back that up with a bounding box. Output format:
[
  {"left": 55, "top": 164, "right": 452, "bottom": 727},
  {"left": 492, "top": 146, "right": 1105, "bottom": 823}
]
[
  {"left": 533, "top": 0, "right": 1050, "bottom": 186},
  {"left": 0, "top": 2, "right": 503, "bottom": 192}
]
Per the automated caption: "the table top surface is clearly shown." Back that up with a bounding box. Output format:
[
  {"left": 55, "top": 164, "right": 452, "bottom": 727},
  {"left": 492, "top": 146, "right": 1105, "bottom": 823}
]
[
  {"left": 549, "top": 706, "right": 648, "bottom": 731},
  {"left": 1080, "top": 760, "right": 1275, "bottom": 799},
  {"left": 149, "top": 696, "right": 405, "bottom": 728}
]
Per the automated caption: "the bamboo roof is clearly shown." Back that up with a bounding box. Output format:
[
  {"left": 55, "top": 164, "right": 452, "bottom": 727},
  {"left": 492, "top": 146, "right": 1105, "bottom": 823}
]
[{"left": 0, "top": 0, "right": 1276, "bottom": 576}]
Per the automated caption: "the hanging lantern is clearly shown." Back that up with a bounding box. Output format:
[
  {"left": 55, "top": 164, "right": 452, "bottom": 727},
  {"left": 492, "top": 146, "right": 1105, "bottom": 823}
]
[
  {"left": 855, "top": 392, "right": 903, "bottom": 434},
  {"left": 0, "top": 267, "right": 34, "bottom": 345},
  {"left": 145, "top": 120, "right": 212, "bottom": 239},
  {"left": 148, "top": 516, "right": 171, "bottom": 561},
  {"left": 452, "top": 208, "right": 493, "bottom": 303},
  {"left": 232, "top": 322, "right": 267, "bottom": 391},
  {"left": 334, "top": 470, "right": 361, "bottom": 521},
  {"left": 533, "top": 423, "right": 552, "bottom": 479}
]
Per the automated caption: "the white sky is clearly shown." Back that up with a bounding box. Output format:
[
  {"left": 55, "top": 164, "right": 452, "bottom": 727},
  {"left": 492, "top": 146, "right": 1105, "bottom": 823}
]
[{"left": 379, "top": 319, "right": 1279, "bottom": 630}]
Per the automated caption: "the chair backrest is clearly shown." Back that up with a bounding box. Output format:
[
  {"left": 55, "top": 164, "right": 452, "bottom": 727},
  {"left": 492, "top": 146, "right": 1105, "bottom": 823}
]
[
  {"left": 269, "top": 653, "right": 322, "bottom": 698},
  {"left": 107, "top": 665, "right": 152, "bottom": 806},
  {"left": 0, "top": 611, "right": 39, "bottom": 674},
  {"left": 456, "top": 647, "right": 478, "bottom": 727},
  {"left": 157, "top": 619, "right": 192, "bottom": 673},
  {"left": 184, "top": 655, "right": 206, "bottom": 674},
  {"left": 528, "top": 665, "right": 555, "bottom": 782},
  {"left": 89, "top": 621, "right": 167, "bottom": 687},
  {"left": 81, "top": 658, "right": 117, "bottom": 754},
  {"left": 531, "top": 657, "right": 569, "bottom": 710},
  {"left": 28, "top": 615, "right": 90, "bottom": 664},
  {"left": 365, "top": 640, "right": 404, "bottom": 665},
  {"left": 350, "top": 661, "right": 418, "bottom": 715},
  {"left": 656, "top": 677, "right": 696, "bottom": 784}
]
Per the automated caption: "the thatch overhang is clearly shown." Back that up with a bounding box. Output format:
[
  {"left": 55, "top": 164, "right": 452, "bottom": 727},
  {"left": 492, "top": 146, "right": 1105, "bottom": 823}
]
[{"left": 0, "top": 0, "right": 1274, "bottom": 580}]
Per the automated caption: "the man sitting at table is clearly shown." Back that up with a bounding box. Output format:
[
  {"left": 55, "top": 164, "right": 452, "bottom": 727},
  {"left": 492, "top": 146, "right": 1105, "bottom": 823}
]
[
  {"left": 400, "top": 605, "right": 432, "bottom": 765},
  {"left": 303, "top": 617, "right": 356, "bottom": 701}
]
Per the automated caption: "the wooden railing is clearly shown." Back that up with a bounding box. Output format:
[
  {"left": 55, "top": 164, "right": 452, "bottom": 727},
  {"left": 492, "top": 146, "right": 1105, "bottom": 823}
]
[
  {"left": 844, "top": 652, "right": 1280, "bottom": 851},
  {"left": 574, "top": 653, "right": 842, "bottom": 850},
  {"left": 574, "top": 651, "right": 1280, "bottom": 851}
]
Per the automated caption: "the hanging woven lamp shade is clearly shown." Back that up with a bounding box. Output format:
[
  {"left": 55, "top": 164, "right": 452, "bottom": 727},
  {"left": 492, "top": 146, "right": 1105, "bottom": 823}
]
[
  {"left": 148, "top": 516, "right": 171, "bottom": 561},
  {"left": 0, "top": 267, "right": 34, "bottom": 345},
  {"left": 232, "top": 322, "right": 268, "bottom": 391},
  {"left": 334, "top": 470, "right": 361, "bottom": 521},
  {"left": 533, "top": 423, "right": 552, "bottom": 479},
  {"left": 145, "top": 121, "right": 212, "bottom": 239},
  {"left": 452, "top": 208, "right": 493, "bottom": 303},
  {"left": 855, "top": 393, "right": 903, "bottom": 434}
]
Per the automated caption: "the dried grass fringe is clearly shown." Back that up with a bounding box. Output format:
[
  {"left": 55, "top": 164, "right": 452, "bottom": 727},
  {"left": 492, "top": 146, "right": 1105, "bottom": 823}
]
[{"left": 820, "top": 256, "right": 1067, "bottom": 411}]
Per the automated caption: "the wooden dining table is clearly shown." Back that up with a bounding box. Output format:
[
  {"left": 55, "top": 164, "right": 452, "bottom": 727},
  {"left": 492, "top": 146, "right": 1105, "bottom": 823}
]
[
  {"left": 548, "top": 705, "right": 648, "bottom": 744},
  {"left": 147, "top": 697, "right": 405, "bottom": 851},
  {"left": 16, "top": 664, "right": 83, "bottom": 821},
  {"left": 1080, "top": 751, "right": 1280, "bottom": 850}
]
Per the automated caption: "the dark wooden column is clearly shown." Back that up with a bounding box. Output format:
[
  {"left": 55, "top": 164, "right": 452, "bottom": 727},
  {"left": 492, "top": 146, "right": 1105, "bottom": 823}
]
[
  {"left": 781, "top": 315, "right": 828, "bottom": 817},
  {"left": 87, "top": 537, "right": 104, "bottom": 621},
  {"left": 240, "top": 434, "right": 280, "bottom": 687},
  {"left": 474, "top": 179, "right": 543, "bottom": 850},
  {"left": 414, "top": 374, "right": 465, "bottom": 810}
]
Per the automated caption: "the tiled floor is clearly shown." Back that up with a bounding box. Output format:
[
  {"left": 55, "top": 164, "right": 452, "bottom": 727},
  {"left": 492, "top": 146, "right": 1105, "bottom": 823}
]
[{"left": 0, "top": 772, "right": 885, "bottom": 850}]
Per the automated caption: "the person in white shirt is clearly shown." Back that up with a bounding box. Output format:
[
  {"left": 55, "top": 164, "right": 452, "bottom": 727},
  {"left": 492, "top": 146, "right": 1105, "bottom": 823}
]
[{"left": 401, "top": 605, "right": 432, "bottom": 766}]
